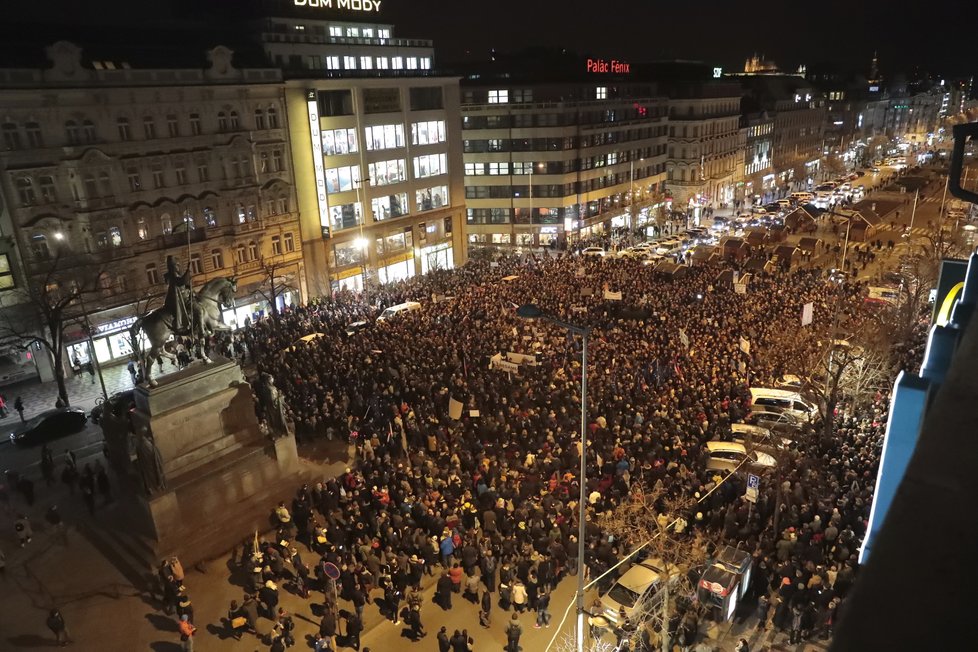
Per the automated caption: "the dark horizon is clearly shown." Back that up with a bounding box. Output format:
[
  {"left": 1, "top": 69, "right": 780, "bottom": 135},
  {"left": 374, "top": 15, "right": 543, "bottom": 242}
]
[{"left": 1, "top": 0, "right": 974, "bottom": 79}]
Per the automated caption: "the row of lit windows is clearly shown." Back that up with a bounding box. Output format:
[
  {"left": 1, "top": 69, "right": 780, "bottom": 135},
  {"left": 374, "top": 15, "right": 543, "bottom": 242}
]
[
  {"left": 322, "top": 55, "right": 431, "bottom": 72},
  {"left": 321, "top": 121, "right": 447, "bottom": 157},
  {"left": 325, "top": 184, "right": 449, "bottom": 233}
]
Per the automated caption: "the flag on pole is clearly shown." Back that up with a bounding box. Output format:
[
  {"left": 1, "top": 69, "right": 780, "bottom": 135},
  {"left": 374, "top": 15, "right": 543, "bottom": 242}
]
[{"left": 739, "top": 336, "right": 751, "bottom": 354}]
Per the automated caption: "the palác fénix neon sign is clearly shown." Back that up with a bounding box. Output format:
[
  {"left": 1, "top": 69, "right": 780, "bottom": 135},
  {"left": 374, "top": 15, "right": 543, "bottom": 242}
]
[
  {"left": 586, "top": 58, "right": 630, "bottom": 74},
  {"left": 294, "top": 0, "right": 382, "bottom": 12}
]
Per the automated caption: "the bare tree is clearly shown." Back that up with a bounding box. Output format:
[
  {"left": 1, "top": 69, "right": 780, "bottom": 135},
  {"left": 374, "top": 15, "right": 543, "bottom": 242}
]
[
  {"left": 821, "top": 154, "right": 847, "bottom": 178},
  {"left": 0, "top": 254, "right": 103, "bottom": 405},
  {"left": 253, "top": 256, "right": 299, "bottom": 320},
  {"left": 597, "top": 483, "right": 715, "bottom": 652}
]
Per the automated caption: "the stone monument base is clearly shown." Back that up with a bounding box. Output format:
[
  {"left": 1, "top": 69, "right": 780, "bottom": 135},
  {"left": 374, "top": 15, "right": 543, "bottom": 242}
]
[{"left": 132, "top": 357, "right": 302, "bottom": 566}]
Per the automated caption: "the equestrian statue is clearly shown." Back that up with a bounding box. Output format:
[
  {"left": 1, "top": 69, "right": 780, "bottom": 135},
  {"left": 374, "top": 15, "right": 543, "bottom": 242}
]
[{"left": 130, "top": 255, "right": 237, "bottom": 386}]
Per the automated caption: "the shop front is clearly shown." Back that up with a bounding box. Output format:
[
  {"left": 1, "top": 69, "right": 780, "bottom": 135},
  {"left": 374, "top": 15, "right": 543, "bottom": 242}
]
[
  {"left": 221, "top": 288, "right": 300, "bottom": 328},
  {"left": 66, "top": 315, "right": 146, "bottom": 368},
  {"left": 420, "top": 241, "right": 454, "bottom": 274}
]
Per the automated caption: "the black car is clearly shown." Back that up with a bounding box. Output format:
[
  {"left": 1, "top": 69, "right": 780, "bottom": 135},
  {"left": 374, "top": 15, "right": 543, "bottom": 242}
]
[
  {"left": 9, "top": 408, "right": 87, "bottom": 446},
  {"left": 90, "top": 390, "right": 135, "bottom": 424}
]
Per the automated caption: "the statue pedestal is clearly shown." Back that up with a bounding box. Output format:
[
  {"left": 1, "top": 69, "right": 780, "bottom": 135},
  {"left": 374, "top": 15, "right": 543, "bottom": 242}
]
[{"left": 132, "top": 357, "right": 301, "bottom": 566}]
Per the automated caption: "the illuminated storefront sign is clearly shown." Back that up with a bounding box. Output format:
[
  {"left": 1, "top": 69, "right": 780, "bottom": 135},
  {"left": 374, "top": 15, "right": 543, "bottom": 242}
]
[
  {"left": 586, "top": 58, "right": 630, "bottom": 74},
  {"left": 306, "top": 90, "right": 331, "bottom": 238},
  {"left": 713, "top": 67, "right": 723, "bottom": 78},
  {"left": 294, "top": 0, "right": 382, "bottom": 12}
]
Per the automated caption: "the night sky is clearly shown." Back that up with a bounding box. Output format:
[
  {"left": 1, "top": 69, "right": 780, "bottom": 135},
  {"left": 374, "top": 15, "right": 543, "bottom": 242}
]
[{"left": 3, "top": 0, "right": 976, "bottom": 77}]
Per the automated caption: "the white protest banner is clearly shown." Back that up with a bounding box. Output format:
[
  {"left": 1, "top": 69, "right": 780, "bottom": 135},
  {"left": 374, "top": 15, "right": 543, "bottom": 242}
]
[
  {"left": 734, "top": 283, "right": 747, "bottom": 294},
  {"left": 506, "top": 352, "right": 537, "bottom": 365},
  {"left": 801, "top": 302, "right": 814, "bottom": 326},
  {"left": 449, "top": 397, "right": 463, "bottom": 420},
  {"left": 603, "top": 289, "right": 623, "bottom": 301},
  {"left": 739, "top": 336, "right": 751, "bottom": 354}
]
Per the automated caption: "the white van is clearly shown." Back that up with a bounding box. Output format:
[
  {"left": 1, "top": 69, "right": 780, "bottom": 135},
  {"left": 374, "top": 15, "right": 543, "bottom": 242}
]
[
  {"left": 376, "top": 301, "right": 421, "bottom": 322},
  {"left": 749, "top": 388, "right": 817, "bottom": 421},
  {"left": 790, "top": 192, "right": 814, "bottom": 203}
]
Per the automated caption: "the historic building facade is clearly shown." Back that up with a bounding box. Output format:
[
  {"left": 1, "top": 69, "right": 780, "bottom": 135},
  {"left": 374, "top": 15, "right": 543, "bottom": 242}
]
[{"left": 0, "top": 41, "right": 303, "bottom": 370}]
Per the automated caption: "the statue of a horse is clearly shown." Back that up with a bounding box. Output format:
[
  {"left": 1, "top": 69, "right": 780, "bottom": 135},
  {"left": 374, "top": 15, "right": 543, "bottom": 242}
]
[{"left": 130, "top": 277, "right": 237, "bottom": 387}]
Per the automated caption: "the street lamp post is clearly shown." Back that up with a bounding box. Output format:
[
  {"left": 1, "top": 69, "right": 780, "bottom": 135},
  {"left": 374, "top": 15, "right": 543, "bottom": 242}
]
[{"left": 516, "top": 303, "right": 588, "bottom": 652}]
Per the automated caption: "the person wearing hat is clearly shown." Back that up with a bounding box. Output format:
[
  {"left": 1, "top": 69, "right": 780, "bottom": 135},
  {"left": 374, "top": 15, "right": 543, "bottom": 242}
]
[{"left": 260, "top": 579, "right": 280, "bottom": 620}]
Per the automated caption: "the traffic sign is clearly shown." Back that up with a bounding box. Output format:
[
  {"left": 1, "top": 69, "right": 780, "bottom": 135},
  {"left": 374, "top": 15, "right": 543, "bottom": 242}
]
[
  {"left": 747, "top": 474, "right": 760, "bottom": 490},
  {"left": 324, "top": 562, "right": 341, "bottom": 580}
]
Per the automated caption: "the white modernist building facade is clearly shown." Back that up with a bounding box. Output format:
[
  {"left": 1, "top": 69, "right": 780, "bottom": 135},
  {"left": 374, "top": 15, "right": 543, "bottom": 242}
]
[{"left": 460, "top": 82, "right": 670, "bottom": 247}]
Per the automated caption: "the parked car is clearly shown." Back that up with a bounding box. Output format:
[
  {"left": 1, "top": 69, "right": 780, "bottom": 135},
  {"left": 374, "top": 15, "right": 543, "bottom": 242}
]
[
  {"left": 705, "top": 440, "right": 777, "bottom": 473},
  {"left": 581, "top": 247, "right": 606, "bottom": 257},
  {"left": 598, "top": 558, "right": 679, "bottom": 626},
  {"left": 377, "top": 301, "right": 422, "bottom": 322},
  {"left": 9, "top": 408, "right": 87, "bottom": 446}
]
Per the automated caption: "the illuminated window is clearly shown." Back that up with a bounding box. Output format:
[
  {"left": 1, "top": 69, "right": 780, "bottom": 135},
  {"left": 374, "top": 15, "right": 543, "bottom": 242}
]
[
  {"left": 596, "top": 86, "right": 607, "bottom": 100},
  {"left": 0, "top": 253, "right": 14, "bottom": 290},
  {"left": 375, "top": 57, "right": 389, "bottom": 70},
  {"left": 344, "top": 55, "right": 356, "bottom": 69},
  {"left": 378, "top": 29, "right": 390, "bottom": 39},
  {"left": 420, "top": 58, "right": 431, "bottom": 70},
  {"left": 488, "top": 90, "right": 509, "bottom": 104},
  {"left": 406, "top": 57, "right": 418, "bottom": 70},
  {"left": 371, "top": 192, "right": 409, "bottom": 221},
  {"left": 360, "top": 56, "right": 373, "bottom": 70},
  {"left": 412, "top": 153, "right": 448, "bottom": 179},
  {"left": 364, "top": 124, "right": 404, "bottom": 151},
  {"left": 415, "top": 185, "right": 448, "bottom": 211},
  {"left": 326, "top": 56, "right": 340, "bottom": 70},
  {"left": 108, "top": 226, "right": 123, "bottom": 247},
  {"left": 329, "top": 26, "right": 342, "bottom": 37},
  {"left": 324, "top": 165, "right": 361, "bottom": 193},
  {"left": 392, "top": 56, "right": 403, "bottom": 70},
  {"left": 411, "top": 120, "right": 446, "bottom": 145},
  {"left": 323, "top": 127, "right": 359, "bottom": 155},
  {"left": 368, "top": 159, "right": 407, "bottom": 186}
]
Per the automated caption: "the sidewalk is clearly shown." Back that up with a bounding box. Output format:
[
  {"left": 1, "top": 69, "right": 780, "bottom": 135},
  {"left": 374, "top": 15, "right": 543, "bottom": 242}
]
[{"left": 0, "top": 360, "right": 138, "bottom": 427}]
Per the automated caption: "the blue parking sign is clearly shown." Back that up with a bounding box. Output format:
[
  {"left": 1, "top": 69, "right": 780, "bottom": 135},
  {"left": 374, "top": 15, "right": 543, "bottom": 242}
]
[{"left": 747, "top": 474, "right": 760, "bottom": 490}]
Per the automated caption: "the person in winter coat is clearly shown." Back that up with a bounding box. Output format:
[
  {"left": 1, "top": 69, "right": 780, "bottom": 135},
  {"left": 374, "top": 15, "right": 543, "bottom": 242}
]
[
  {"left": 46, "top": 609, "right": 70, "bottom": 647},
  {"left": 435, "top": 572, "right": 453, "bottom": 610},
  {"left": 479, "top": 589, "right": 492, "bottom": 628},
  {"left": 437, "top": 626, "right": 451, "bottom": 652},
  {"left": 505, "top": 613, "right": 523, "bottom": 652},
  {"left": 511, "top": 578, "right": 528, "bottom": 613}
]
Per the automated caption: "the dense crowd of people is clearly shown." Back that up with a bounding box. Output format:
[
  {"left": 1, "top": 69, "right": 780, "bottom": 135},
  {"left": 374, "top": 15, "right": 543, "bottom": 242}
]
[{"left": 205, "top": 248, "right": 918, "bottom": 651}]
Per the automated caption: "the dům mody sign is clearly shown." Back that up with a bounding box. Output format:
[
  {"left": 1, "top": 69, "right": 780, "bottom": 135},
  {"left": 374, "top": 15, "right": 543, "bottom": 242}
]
[{"left": 294, "top": 0, "right": 382, "bottom": 12}]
